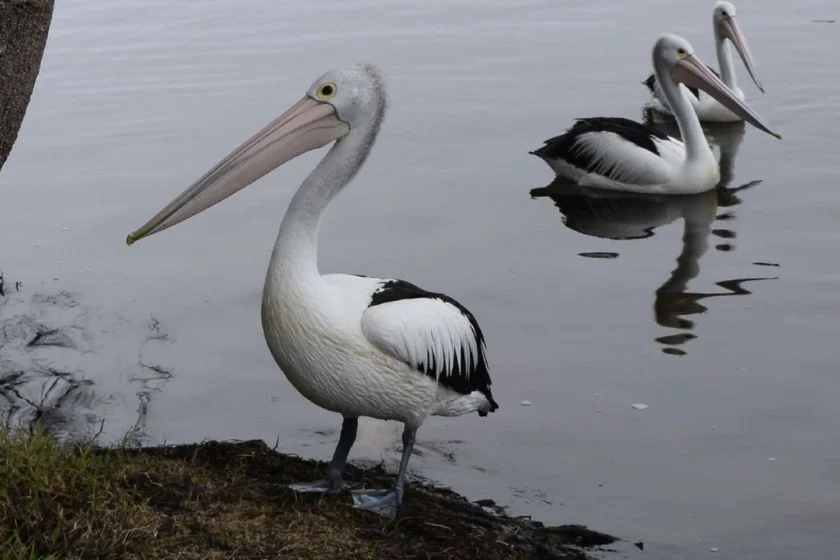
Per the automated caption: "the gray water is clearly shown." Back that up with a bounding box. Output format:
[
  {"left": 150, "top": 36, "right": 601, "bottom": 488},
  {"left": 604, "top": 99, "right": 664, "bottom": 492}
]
[{"left": 1, "top": 0, "right": 839, "bottom": 557}]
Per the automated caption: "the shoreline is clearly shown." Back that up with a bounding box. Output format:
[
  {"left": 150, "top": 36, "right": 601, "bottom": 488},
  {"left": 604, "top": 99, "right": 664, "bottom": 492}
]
[
  {"left": 0, "top": 433, "right": 622, "bottom": 559},
  {"left": 1, "top": 287, "right": 628, "bottom": 558}
]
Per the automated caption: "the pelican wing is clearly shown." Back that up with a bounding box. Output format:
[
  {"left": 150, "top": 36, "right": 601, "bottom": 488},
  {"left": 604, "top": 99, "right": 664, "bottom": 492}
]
[
  {"left": 360, "top": 279, "right": 496, "bottom": 409},
  {"left": 533, "top": 118, "right": 680, "bottom": 186}
]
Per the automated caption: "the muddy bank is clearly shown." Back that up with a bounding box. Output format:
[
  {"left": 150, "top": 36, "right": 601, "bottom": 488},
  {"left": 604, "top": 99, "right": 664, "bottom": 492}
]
[
  {"left": 0, "top": 0, "right": 54, "bottom": 171},
  {"left": 1, "top": 434, "right": 620, "bottom": 559}
]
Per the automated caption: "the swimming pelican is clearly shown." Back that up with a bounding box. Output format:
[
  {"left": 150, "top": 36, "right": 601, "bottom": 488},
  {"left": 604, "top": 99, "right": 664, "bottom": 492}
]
[
  {"left": 530, "top": 33, "right": 780, "bottom": 195},
  {"left": 530, "top": 122, "right": 773, "bottom": 355},
  {"left": 125, "top": 64, "right": 498, "bottom": 518},
  {"left": 643, "top": 1, "right": 764, "bottom": 122}
]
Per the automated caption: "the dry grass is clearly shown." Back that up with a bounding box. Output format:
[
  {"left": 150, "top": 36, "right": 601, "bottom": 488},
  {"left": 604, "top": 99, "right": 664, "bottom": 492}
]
[{"left": 0, "top": 429, "right": 616, "bottom": 559}]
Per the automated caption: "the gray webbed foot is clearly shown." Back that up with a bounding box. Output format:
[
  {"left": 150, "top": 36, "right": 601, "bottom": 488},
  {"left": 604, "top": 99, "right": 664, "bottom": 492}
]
[
  {"left": 288, "top": 477, "right": 345, "bottom": 494},
  {"left": 350, "top": 424, "right": 417, "bottom": 518},
  {"left": 351, "top": 487, "right": 403, "bottom": 518}
]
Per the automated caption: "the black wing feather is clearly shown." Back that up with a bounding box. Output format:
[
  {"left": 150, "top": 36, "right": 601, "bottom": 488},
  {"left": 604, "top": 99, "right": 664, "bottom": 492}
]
[
  {"left": 529, "top": 117, "right": 669, "bottom": 178},
  {"left": 642, "top": 73, "right": 658, "bottom": 94},
  {"left": 368, "top": 279, "right": 499, "bottom": 415}
]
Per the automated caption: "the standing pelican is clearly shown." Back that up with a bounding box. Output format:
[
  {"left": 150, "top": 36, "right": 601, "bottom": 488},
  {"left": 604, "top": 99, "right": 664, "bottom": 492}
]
[
  {"left": 126, "top": 64, "right": 498, "bottom": 518},
  {"left": 644, "top": 1, "right": 764, "bottom": 122},
  {"left": 530, "top": 34, "right": 779, "bottom": 195}
]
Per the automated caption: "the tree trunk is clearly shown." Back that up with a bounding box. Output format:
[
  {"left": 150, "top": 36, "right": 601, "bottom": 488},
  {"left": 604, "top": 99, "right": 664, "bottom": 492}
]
[{"left": 0, "top": 0, "right": 54, "bottom": 172}]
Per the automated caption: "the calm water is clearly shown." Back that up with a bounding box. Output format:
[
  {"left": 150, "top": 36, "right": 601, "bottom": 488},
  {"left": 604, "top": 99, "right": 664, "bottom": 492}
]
[{"left": 1, "top": 0, "right": 839, "bottom": 557}]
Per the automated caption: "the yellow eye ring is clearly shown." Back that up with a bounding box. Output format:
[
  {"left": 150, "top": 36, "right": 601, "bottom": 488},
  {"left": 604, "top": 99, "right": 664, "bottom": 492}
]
[
  {"left": 677, "top": 48, "right": 687, "bottom": 57},
  {"left": 315, "top": 82, "right": 337, "bottom": 101}
]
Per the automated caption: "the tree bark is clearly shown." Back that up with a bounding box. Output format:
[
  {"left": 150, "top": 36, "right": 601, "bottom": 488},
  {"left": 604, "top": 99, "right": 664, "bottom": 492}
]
[{"left": 0, "top": 0, "right": 54, "bottom": 172}]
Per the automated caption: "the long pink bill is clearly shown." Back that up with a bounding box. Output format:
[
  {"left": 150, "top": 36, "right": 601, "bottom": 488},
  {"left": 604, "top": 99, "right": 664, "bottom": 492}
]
[
  {"left": 672, "top": 54, "right": 780, "bottom": 140},
  {"left": 127, "top": 97, "right": 349, "bottom": 245},
  {"left": 721, "top": 15, "right": 764, "bottom": 93}
]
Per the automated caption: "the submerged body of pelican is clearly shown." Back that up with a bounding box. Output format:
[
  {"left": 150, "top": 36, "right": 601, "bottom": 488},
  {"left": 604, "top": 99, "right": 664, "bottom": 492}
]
[{"left": 531, "top": 33, "right": 779, "bottom": 195}]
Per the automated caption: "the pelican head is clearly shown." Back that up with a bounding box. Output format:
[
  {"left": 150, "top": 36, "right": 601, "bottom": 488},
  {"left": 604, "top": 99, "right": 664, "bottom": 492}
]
[
  {"left": 126, "top": 64, "right": 386, "bottom": 245},
  {"left": 653, "top": 33, "right": 779, "bottom": 140},
  {"left": 713, "top": 1, "right": 764, "bottom": 93}
]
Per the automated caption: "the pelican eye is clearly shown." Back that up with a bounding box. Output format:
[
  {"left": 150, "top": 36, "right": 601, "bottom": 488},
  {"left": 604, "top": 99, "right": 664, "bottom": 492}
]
[
  {"left": 315, "top": 82, "right": 337, "bottom": 100},
  {"left": 677, "top": 48, "right": 687, "bottom": 57}
]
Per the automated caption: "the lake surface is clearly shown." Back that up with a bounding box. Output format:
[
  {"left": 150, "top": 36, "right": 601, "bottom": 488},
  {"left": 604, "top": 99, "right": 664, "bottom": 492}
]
[{"left": 1, "top": 0, "right": 839, "bottom": 557}]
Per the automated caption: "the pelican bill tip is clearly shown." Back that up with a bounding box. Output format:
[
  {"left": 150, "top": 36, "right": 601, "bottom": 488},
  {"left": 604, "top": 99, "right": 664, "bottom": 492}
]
[{"left": 126, "top": 232, "right": 139, "bottom": 246}]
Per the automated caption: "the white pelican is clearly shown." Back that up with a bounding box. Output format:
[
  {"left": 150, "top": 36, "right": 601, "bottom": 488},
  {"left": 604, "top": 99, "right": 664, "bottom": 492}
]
[
  {"left": 644, "top": 1, "right": 764, "bottom": 122},
  {"left": 125, "top": 64, "right": 498, "bottom": 518},
  {"left": 530, "top": 33, "right": 780, "bottom": 195}
]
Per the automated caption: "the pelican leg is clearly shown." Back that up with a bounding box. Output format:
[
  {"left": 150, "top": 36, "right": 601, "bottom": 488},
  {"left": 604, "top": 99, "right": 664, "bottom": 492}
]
[
  {"left": 289, "top": 417, "right": 358, "bottom": 493},
  {"left": 351, "top": 424, "right": 417, "bottom": 518}
]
